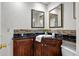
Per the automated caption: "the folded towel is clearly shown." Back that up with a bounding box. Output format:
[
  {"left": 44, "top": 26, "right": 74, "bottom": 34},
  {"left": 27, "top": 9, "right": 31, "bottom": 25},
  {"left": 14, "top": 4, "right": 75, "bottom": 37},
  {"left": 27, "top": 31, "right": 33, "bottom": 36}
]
[
  {"left": 44, "top": 35, "right": 52, "bottom": 38},
  {"left": 36, "top": 35, "right": 44, "bottom": 42},
  {"left": 36, "top": 35, "right": 52, "bottom": 42}
]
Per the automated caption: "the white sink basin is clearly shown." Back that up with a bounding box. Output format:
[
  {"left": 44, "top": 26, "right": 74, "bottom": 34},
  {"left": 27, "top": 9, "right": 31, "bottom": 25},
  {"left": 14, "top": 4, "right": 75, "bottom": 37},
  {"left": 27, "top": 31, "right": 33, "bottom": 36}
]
[{"left": 36, "top": 35, "right": 52, "bottom": 42}]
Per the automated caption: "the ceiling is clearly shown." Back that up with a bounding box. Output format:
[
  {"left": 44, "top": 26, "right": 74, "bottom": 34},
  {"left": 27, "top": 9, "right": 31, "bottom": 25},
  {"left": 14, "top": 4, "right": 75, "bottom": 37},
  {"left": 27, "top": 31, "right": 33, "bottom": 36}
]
[{"left": 40, "top": 2, "right": 51, "bottom": 5}]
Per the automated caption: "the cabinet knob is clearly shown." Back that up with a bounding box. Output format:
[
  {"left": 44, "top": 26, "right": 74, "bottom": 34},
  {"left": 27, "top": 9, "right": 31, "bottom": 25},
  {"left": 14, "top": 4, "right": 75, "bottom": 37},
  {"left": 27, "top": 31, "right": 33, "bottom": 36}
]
[
  {"left": 42, "top": 44, "right": 43, "bottom": 46},
  {"left": 45, "top": 44, "right": 47, "bottom": 46}
]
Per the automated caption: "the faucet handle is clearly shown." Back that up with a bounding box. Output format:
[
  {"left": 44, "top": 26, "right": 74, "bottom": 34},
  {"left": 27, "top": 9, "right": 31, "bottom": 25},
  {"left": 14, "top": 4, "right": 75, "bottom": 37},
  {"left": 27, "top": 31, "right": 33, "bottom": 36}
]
[{"left": 45, "top": 44, "right": 47, "bottom": 46}]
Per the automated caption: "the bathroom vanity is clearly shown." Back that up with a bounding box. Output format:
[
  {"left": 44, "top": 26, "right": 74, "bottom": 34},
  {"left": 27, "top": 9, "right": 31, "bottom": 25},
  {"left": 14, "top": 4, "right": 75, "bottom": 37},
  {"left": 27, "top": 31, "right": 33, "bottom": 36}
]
[
  {"left": 13, "top": 30, "right": 76, "bottom": 56},
  {"left": 34, "top": 38, "right": 62, "bottom": 56},
  {"left": 13, "top": 33, "right": 62, "bottom": 56}
]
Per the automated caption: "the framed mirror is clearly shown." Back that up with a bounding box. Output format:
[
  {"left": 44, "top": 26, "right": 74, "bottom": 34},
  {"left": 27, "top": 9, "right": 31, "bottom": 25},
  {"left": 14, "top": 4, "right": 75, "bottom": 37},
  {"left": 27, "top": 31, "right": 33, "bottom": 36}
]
[
  {"left": 31, "top": 9, "right": 44, "bottom": 28},
  {"left": 49, "top": 4, "right": 63, "bottom": 28}
]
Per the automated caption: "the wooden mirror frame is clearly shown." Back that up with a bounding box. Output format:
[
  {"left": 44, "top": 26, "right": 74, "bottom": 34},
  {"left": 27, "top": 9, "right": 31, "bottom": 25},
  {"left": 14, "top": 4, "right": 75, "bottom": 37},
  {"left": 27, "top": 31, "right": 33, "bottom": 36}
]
[
  {"left": 49, "top": 4, "right": 63, "bottom": 28},
  {"left": 31, "top": 9, "right": 45, "bottom": 28}
]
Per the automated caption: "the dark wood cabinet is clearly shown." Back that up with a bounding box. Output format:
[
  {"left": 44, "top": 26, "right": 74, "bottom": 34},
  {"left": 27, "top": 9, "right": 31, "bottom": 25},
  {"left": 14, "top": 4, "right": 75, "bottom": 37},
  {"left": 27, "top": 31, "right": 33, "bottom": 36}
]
[
  {"left": 43, "top": 45, "right": 61, "bottom": 56},
  {"left": 13, "top": 38, "right": 33, "bottom": 56},
  {"left": 34, "top": 38, "right": 62, "bottom": 56},
  {"left": 34, "top": 41, "right": 43, "bottom": 56},
  {"left": 13, "top": 37, "right": 62, "bottom": 56}
]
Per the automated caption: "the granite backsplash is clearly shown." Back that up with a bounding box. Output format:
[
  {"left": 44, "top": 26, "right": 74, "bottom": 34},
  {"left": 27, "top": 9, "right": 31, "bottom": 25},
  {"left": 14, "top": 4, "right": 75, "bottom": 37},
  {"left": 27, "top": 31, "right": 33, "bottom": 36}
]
[
  {"left": 14, "top": 29, "right": 76, "bottom": 36},
  {"left": 13, "top": 29, "right": 76, "bottom": 43}
]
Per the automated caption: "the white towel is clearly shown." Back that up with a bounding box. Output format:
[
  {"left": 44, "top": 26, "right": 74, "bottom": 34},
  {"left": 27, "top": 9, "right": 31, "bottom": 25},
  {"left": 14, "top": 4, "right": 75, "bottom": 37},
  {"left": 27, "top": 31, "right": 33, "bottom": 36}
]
[
  {"left": 36, "top": 35, "right": 52, "bottom": 42},
  {"left": 44, "top": 35, "right": 52, "bottom": 38},
  {"left": 36, "top": 35, "right": 44, "bottom": 42}
]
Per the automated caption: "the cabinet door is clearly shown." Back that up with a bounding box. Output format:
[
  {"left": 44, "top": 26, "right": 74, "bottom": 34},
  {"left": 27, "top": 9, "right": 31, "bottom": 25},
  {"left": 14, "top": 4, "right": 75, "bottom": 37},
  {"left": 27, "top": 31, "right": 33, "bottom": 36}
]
[
  {"left": 13, "top": 39, "right": 33, "bottom": 56},
  {"left": 43, "top": 44, "right": 62, "bottom": 56},
  {"left": 34, "top": 42, "right": 43, "bottom": 56}
]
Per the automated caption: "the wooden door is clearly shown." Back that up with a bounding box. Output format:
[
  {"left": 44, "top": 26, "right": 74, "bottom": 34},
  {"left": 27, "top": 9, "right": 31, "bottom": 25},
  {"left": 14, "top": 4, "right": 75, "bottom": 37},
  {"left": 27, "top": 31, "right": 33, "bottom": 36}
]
[
  {"left": 34, "top": 41, "right": 43, "bottom": 56},
  {"left": 43, "top": 44, "right": 62, "bottom": 56},
  {"left": 34, "top": 39, "right": 62, "bottom": 56},
  {"left": 43, "top": 39, "right": 62, "bottom": 56},
  {"left": 13, "top": 39, "right": 33, "bottom": 56}
]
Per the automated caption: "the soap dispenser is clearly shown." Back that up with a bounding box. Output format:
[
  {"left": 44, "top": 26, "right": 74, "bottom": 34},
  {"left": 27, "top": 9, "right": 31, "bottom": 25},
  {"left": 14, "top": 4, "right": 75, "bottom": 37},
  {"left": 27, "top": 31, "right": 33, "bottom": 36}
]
[
  {"left": 52, "top": 33, "right": 55, "bottom": 38},
  {"left": 45, "top": 31, "right": 48, "bottom": 35}
]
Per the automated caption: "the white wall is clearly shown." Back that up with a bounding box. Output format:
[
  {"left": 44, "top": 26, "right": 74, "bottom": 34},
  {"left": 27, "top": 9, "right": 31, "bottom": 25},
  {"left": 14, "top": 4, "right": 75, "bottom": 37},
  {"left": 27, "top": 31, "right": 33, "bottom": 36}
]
[
  {"left": 1, "top": 2, "right": 47, "bottom": 56},
  {"left": 0, "top": 2, "right": 1, "bottom": 56},
  {"left": 1, "top": 2, "right": 46, "bottom": 30},
  {"left": 76, "top": 2, "right": 79, "bottom": 56},
  {"left": 47, "top": 2, "right": 76, "bottom": 30},
  {"left": 0, "top": 2, "right": 1, "bottom": 42}
]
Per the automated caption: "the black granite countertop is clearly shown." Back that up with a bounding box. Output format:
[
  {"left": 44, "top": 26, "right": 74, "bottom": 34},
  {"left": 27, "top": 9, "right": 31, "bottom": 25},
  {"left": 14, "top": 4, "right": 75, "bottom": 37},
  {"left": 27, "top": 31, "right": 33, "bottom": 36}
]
[{"left": 13, "top": 32, "right": 76, "bottom": 43}]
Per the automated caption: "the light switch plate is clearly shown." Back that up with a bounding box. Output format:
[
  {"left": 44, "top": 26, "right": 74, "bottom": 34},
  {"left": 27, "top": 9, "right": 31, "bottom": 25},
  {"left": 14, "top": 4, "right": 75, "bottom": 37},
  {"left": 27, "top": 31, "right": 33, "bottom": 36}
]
[
  {"left": 2, "top": 43, "right": 7, "bottom": 48},
  {"left": 0, "top": 44, "right": 2, "bottom": 49}
]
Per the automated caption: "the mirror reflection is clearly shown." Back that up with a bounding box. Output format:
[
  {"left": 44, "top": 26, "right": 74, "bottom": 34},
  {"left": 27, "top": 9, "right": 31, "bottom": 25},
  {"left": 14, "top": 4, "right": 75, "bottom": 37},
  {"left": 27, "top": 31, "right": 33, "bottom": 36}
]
[
  {"left": 49, "top": 4, "right": 63, "bottom": 28},
  {"left": 31, "top": 9, "right": 44, "bottom": 28}
]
